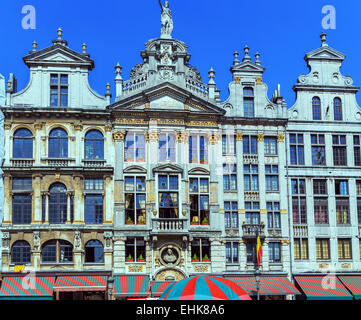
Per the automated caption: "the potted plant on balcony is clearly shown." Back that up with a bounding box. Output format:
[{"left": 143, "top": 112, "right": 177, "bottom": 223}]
[
  {"left": 191, "top": 216, "right": 199, "bottom": 225},
  {"left": 200, "top": 156, "right": 207, "bottom": 164},
  {"left": 192, "top": 254, "right": 200, "bottom": 262},
  {"left": 138, "top": 216, "right": 145, "bottom": 225},
  {"left": 126, "top": 217, "right": 134, "bottom": 225},
  {"left": 137, "top": 254, "right": 145, "bottom": 263},
  {"left": 202, "top": 254, "right": 210, "bottom": 262},
  {"left": 126, "top": 254, "right": 134, "bottom": 262},
  {"left": 201, "top": 217, "right": 209, "bottom": 225}
]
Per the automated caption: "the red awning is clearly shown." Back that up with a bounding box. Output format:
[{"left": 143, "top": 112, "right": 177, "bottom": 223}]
[
  {"left": 150, "top": 281, "right": 176, "bottom": 297},
  {"left": 226, "top": 276, "right": 300, "bottom": 295},
  {"left": 53, "top": 275, "right": 108, "bottom": 292},
  {"left": 338, "top": 276, "right": 361, "bottom": 299},
  {"left": 0, "top": 275, "right": 55, "bottom": 298},
  {"left": 113, "top": 275, "right": 150, "bottom": 297},
  {"left": 294, "top": 275, "right": 352, "bottom": 300}
]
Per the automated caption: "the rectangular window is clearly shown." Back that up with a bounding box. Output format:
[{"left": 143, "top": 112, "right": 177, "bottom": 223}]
[
  {"left": 125, "top": 238, "right": 146, "bottom": 262},
  {"left": 12, "top": 177, "right": 32, "bottom": 191},
  {"left": 158, "top": 175, "right": 178, "bottom": 218},
  {"left": 243, "top": 135, "right": 257, "bottom": 154},
  {"left": 84, "top": 195, "right": 104, "bottom": 224},
  {"left": 354, "top": 135, "right": 361, "bottom": 166},
  {"left": 189, "top": 135, "right": 208, "bottom": 164},
  {"left": 12, "top": 194, "right": 32, "bottom": 225},
  {"left": 357, "top": 181, "right": 361, "bottom": 224},
  {"left": 294, "top": 238, "right": 309, "bottom": 260},
  {"left": 313, "top": 180, "right": 327, "bottom": 195},
  {"left": 224, "top": 201, "right": 238, "bottom": 229},
  {"left": 291, "top": 179, "right": 307, "bottom": 224},
  {"left": 50, "top": 74, "right": 68, "bottom": 107},
  {"left": 223, "top": 164, "right": 237, "bottom": 191},
  {"left": 264, "top": 137, "right": 277, "bottom": 155},
  {"left": 244, "top": 164, "right": 258, "bottom": 191},
  {"left": 246, "top": 241, "right": 256, "bottom": 263},
  {"left": 265, "top": 165, "right": 279, "bottom": 191},
  {"left": 222, "top": 134, "right": 236, "bottom": 155},
  {"left": 84, "top": 178, "right": 104, "bottom": 190},
  {"left": 336, "top": 198, "right": 350, "bottom": 225},
  {"left": 226, "top": 242, "right": 239, "bottom": 264},
  {"left": 190, "top": 177, "right": 209, "bottom": 225},
  {"left": 125, "top": 176, "right": 146, "bottom": 224},
  {"left": 311, "top": 134, "right": 326, "bottom": 165},
  {"left": 159, "top": 133, "right": 176, "bottom": 162},
  {"left": 289, "top": 133, "right": 304, "bottom": 165},
  {"left": 269, "top": 242, "right": 281, "bottom": 263},
  {"left": 314, "top": 198, "right": 329, "bottom": 224},
  {"left": 125, "top": 132, "right": 145, "bottom": 162},
  {"left": 333, "top": 135, "right": 347, "bottom": 166},
  {"left": 316, "top": 238, "right": 330, "bottom": 260},
  {"left": 267, "top": 202, "right": 280, "bottom": 229},
  {"left": 338, "top": 239, "right": 352, "bottom": 260},
  {"left": 191, "top": 239, "right": 210, "bottom": 262}
]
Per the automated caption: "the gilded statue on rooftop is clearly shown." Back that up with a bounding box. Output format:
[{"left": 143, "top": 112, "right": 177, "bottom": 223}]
[{"left": 159, "top": 0, "right": 173, "bottom": 38}]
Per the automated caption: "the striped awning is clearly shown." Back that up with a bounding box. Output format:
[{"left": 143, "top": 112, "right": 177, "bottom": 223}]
[
  {"left": 53, "top": 275, "right": 108, "bottom": 292},
  {"left": 338, "top": 276, "right": 361, "bottom": 299},
  {"left": 294, "top": 275, "right": 353, "bottom": 300},
  {"left": 150, "top": 281, "right": 176, "bottom": 297},
  {"left": 113, "top": 275, "right": 150, "bottom": 297},
  {"left": 0, "top": 276, "right": 55, "bottom": 299},
  {"left": 226, "top": 276, "right": 300, "bottom": 295}
]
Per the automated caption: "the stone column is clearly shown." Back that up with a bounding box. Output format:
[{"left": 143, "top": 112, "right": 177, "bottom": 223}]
[
  {"left": 73, "top": 231, "right": 83, "bottom": 270},
  {"left": 73, "top": 175, "right": 84, "bottom": 224},
  {"left": 257, "top": 133, "right": 266, "bottom": 209},
  {"left": 113, "top": 235, "right": 126, "bottom": 274},
  {"left": 236, "top": 131, "right": 244, "bottom": 227},
  {"left": 104, "top": 175, "right": 113, "bottom": 224},
  {"left": 32, "top": 174, "right": 43, "bottom": 224},
  {"left": 32, "top": 231, "right": 41, "bottom": 269},
  {"left": 239, "top": 240, "right": 246, "bottom": 268},
  {"left": 113, "top": 132, "right": 125, "bottom": 228},
  {"left": 66, "top": 192, "right": 72, "bottom": 224},
  {"left": 104, "top": 231, "right": 114, "bottom": 270},
  {"left": 1, "top": 232, "right": 11, "bottom": 272},
  {"left": 209, "top": 239, "right": 225, "bottom": 274},
  {"left": 43, "top": 192, "right": 50, "bottom": 224},
  {"left": 3, "top": 174, "right": 12, "bottom": 224}
]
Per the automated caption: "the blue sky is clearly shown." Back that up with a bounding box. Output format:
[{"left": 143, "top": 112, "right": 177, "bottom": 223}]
[{"left": 0, "top": 0, "right": 360, "bottom": 107}]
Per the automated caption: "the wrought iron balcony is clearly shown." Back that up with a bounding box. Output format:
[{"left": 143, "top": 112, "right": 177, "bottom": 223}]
[
  {"left": 242, "top": 223, "right": 265, "bottom": 238},
  {"left": 151, "top": 218, "right": 188, "bottom": 234}
]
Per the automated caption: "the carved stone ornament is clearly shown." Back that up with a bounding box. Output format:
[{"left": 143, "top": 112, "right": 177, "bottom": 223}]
[
  {"left": 33, "top": 231, "right": 41, "bottom": 250},
  {"left": 277, "top": 134, "right": 285, "bottom": 142},
  {"left": 257, "top": 133, "right": 264, "bottom": 142},
  {"left": 113, "top": 131, "right": 126, "bottom": 141},
  {"left": 74, "top": 231, "right": 81, "bottom": 249},
  {"left": 104, "top": 231, "right": 113, "bottom": 248},
  {"left": 155, "top": 268, "right": 186, "bottom": 281},
  {"left": 2, "top": 232, "right": 10, "bottom": 249},
  {"left": 128, "top": 265, "right": 144, "bottom": 273},
  {"left": 193, "top": 264, "right": 209, "bottom": 273},
  {"left": 159, "top": 245, "right": 181, "bottom": 267},
  {"left": 236, "top": 132, "right": 243, "bottom": 141}
]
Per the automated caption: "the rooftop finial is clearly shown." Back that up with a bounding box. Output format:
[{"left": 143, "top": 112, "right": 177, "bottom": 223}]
[
  {"left": 233, "top": 51, "right": 240, "bottom": 65},
  {"left": 32, "top": 41, "right": 37, "bottom": 52},
  {"left": 243, "top": 45, "right": 251, "bottom": 62},
  {"left": 57, "top": 27, "right": 63, "bottom": 40},
  {"left": 208, "top": 67, "right": 216, "bottom": 84},
  {"left": 115, "top": 63, "right": 122, "bottom": 78},
  {"left": 82, "top": 43, "right": 87, "bottom": 53},
  {"left": 255, "top": 52, "right": 261, "bottom": 65},
  {"left": 159, "top": 0, "right": 173, "bottom": 39},
  {"left": 320, "top": 32, "right": 327, "bottom": 47}
]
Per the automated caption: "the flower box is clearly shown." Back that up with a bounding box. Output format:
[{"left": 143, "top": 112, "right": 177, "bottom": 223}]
[
  {"left": 192, "top": 259, "right": 200, "bottom": 263},
  {"left": 126, "top": 259, "right": 134, "bottom": 263},
  {"left": 137, "top": 259, "right": 145, "bottom": 263}
]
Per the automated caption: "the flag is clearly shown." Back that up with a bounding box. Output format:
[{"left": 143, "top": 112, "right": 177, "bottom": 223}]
[
  {"left": 14, "top": 265, "right": 25, "bottom": 273},
  {"left": 256, "top": 233, "right": 262, "bottom": 268}
]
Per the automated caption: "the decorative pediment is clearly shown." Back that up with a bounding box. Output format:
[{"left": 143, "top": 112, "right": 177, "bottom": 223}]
[
  {"left": 23, "top": 44, "right": 94, "bottom": 69},
  {"left": 123, "top": 165, "right": 147, "bottom": 174},
  {"left": 188, "top": 167, "right": 210, "bottom": 176},
  {"left": 306, "top": 46, "right": 345, "bottom": 62},
  {"left": 153, "top": 164, "right": 183, "bottom": 174},
  {"left": 231, "top": 61, "right": 265, "bottom": 73}
]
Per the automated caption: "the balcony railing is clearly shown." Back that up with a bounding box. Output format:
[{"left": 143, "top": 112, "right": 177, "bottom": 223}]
[
  {"left": 152, "top": 218, "right": 188, "bottom": 233},
  {"left": 243, "top": 154, "right": 258, "bottom": 164},
  {"left": 10, "top": 158, "right": 34, "bottom": 167},
  {"left": 244, "top": 191, "right": 260, "bottom": 201},
  {"left": 82, "top": 159, "right": 106, "bottom": 168},
  {"left": 242, "top": 223, "right": 265, "bottom": 238},
  {"left": 293, "top": 225, "right": 308, "bottom": 237},
  {"left": 43, "top": 158, "right": 76, "bottom": 167}
]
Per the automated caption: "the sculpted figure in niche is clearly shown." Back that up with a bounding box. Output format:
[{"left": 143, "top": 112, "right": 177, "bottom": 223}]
[{"left": 162, "top": 248, "right": 177, "bottom": 264}]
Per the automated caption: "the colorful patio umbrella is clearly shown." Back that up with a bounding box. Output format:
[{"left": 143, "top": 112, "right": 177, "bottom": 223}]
[{"left": 159, "top": 275, "right": 252, "bottom": 300}]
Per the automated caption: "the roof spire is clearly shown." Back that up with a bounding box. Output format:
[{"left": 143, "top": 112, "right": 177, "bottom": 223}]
[
  {"left": 255, "top": 52, "right": 261, "bottom": 65},
  {"left": 320, "top": 32, "right": 328, "bottom": 47},
  {"left": 58, "top": 27, "right": 63, "bottom": 40},
  {"left": 233, "top": 51, "right": 240, "bottom": 65},
  {"left": 32, "top": 41, "right": 37, "bottom": 52},
  {"left": 82, "top": 43, "right": 87, "bottom": 53},
  {"left": 243, "top": 45, "right": 251, "bottom": 62}
]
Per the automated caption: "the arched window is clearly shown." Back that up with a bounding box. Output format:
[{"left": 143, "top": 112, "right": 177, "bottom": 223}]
[
  {"left": 85, "top": 240, "right": 104, "bottom": 263},
  {"left": 243, "top": 87, "right": 254, "bottom": 117},
  {"left": 41, "top": 240, "right": 73, "bottom": 263},
  {"left": 312, "top": 97, "right": 321, "bottom": 120},
  {"left": 11, "top": 240, "right": 31, "bottom": 264},
  {"left": 334, "top": 97, "right": 342, "bottom": 120},
  {"left": 49, "top": 128, "right": 68, "bottom": 158},
  {"left": 85, "top": 130, "right": 104, "bottom": 160},
  {"left": 49, "top": 183, "right": 67, "bottom": 224},
  {"left": 13, "top": 128, "right": 33, "bottom": 158}
]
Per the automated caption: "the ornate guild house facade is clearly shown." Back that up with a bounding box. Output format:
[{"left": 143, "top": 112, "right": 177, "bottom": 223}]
[{"left": 0, "top": 5, "right": 360, "bottom": 300}]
